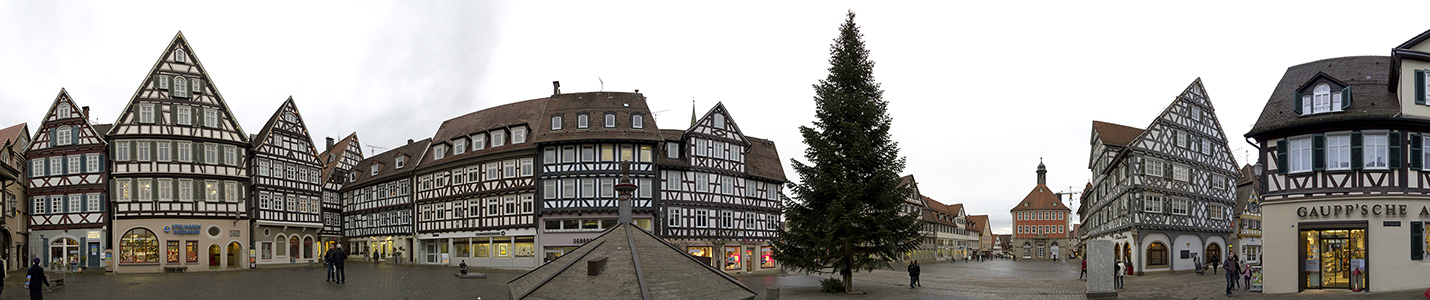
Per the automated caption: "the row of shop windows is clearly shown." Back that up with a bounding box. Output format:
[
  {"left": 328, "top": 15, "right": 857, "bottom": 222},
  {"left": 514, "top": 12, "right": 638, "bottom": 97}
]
[
  {"left": 685, "top": 246, "right": 775, "bottom": 270},
  {"left": 258, "top": 236, "right": 317, "bottom": 260},
  {"left": 422, "top": 236, "right": 537, "bottom": 264}
]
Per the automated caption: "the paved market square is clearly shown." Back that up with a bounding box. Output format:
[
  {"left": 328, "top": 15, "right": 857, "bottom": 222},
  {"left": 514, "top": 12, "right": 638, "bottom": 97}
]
[{"left": 5, "top": 259, "right": 1421, "bottom": 299}]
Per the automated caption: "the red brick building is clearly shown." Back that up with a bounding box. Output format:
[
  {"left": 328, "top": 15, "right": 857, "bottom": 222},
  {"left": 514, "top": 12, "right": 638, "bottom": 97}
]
[{"left": 1010, "top": 160, "right": 1071, "bottom": 260}]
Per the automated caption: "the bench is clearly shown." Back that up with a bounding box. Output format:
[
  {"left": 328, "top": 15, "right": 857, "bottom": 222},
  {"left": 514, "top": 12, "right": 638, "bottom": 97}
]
[
  {"left": 48, "top": 278, "right": 63, "bottom": 290},
  {"left": 163, "top": 266, "right": 188, "bottom": 273}
]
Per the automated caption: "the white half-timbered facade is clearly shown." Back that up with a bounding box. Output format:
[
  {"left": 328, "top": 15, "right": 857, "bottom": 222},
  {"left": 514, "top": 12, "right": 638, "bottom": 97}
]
[
  {"left": 108, "top": 32, "right": 251, "bottom": 273},
  {"left": 658, "top": 103, "right": 786, "bottom": 273},
  {"left": 318, "top": 134, "right": 362, "bottom": 247},
  {"left": 24, "top": 89, "right": 108, "bottom": 269},
  {"left": 413, "top": 97, "right": 543, "bottom": 268},
  {"left": 1082, "top": 79, "right": 1238, "bottom": 275},
  {"left": 249, "top": 98, "right": 325, "bottom": 265},
  {"left": 342, "top": 139, "right": 426, "bottom": 263}
]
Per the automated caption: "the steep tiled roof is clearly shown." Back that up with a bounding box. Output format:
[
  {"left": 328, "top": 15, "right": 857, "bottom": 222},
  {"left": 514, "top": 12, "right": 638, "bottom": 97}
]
[
  {"left": 968, "top": 215, "right": 989, "bottom": 233},
  {"left": 535, "top": 92, "right": 662, "bottom": 144},
  {"left": 319, "top": 133, "right": 360, "bottom": 183},
  {"left": 921, "top": 197, "right": 955, "bottom": 226},
  {"left": 508, "top": 223, "right": 755, "bottom": 299},
  {"left": 1091, "top": 121, "right": 1144, "bottom": 147},
  {"left": 1248, "top": 56, "right": 1398, "bottom": 137},
  {"left": 349, "top": 138, "right": 429, "bottom": 188},
  {"left": 419, "top": 98, "right": 545, "bottom": 168},
  {"left": 0, "top": 123, "right": 27, "bottom": 147},
  {"left": 1011, "top": 184, "right": 1070, "bottom": 212},
  {"left": 90, "top": 124, "right": 112, "bottom": 138},
  {"left": 745, "top": 137, "right": 786, "bottom": 182}
]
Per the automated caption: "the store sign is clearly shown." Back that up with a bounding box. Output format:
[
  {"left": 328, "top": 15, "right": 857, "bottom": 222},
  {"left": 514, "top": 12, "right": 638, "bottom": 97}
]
[
  {"left": 165, "top": 224, "right": 202, "bottom": 235},
  {"left": 86, "top": 231, "right": 101, "bottom": 239},
  {"left": 473, "top": 231, "right": 507, "bottom": 237},
  {"left": 1295, "top": 204, "right": 1430, "bottom": 218}
]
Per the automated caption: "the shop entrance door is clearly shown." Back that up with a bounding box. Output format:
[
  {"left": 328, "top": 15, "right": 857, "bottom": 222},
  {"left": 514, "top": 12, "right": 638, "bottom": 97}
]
[{"left": 1300, "top": 228, "right": 1366, "bottom": 290}]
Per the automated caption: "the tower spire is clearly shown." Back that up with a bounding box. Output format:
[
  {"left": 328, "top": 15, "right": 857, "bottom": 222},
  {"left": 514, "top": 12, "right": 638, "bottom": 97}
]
[
  {"left": 1037, "top": 158, "right": 1047, "bottom": 185},
  {"left": 690, "top": 98, "right": 697, "bottom": 128}
]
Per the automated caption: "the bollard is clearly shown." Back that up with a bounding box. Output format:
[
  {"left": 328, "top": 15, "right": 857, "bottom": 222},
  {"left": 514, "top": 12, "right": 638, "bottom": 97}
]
[{"left": 765, "top": 287, "right": 779, "bottom": 300}]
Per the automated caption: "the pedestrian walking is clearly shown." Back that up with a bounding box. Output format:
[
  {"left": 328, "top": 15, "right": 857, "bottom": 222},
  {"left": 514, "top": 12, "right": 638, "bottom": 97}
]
[
  {"left": 1223, "top": 252, "right": 1237, "bottom": 296},
  {"left": 908, "top": 261, "right": 921, "bottom": 288},
  {"left": 1243, "top": 263, "right": 1253, "bottom": 291},
  {"left": 332, "top": 244, "right": 347, "bottom": 284},
  {"left": 26, "top": 258, "right": 48, "bottom": 300},
  {"left": 1079, "top": 259, "right": 1087, "bottom": 279},
  {"left": 1229, "top": 253, "right": 1240, "bottom": 290},
  {"left": 1113, "top": 260, "right": 1125, "bottom": 289}
]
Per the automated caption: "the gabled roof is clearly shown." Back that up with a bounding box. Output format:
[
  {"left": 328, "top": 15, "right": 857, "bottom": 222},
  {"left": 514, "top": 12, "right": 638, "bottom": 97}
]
[
  {"left": 1011, "top": 184, "right": 1069, "bottom": 212},
  {"left": 319, "top": 133, "right": 361, "bottom": 183},
  {"left": 30, "top": 89, "right": 106, "bottom": 150},
  {"left": 1091, "top": 121, "right": 1145, "bottom": 147},
  {"left": 967, "top": 215, "right": 989, "bottom": 233},
  {"left": 1247, "top": 56, "right": 1397, "bottom": 137},
  {"left": 744, "top": 137, "right": 786, "bottom": 182},
  {"left": 90, "top": 124, "right": 112, "bottom": 138},
  {"left": 108, "top": 31, "right": 249, "bottom": 143},
  {"left": 507, "top": 223, "right": 755, "bottom": 300},
  {"left": 349, "top": 138, "right": 429, "bottom": 188},
  {"left": 921, "top": 197, "right": 954, "bottom": 226},
  {"left": 1397, "top": 28, "right": 1430, "bottom": 49},
  {"left": 0, "top": 123, "right": 29, "bottom": 148},
  {"left": 250, "top": 97, "right": 321, "bottom": 165}
]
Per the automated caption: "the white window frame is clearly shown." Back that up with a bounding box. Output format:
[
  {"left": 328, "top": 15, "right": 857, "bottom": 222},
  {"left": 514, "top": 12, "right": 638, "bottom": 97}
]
[
  {"left": 204, "top": 144, "right": 217, "bottom": 164},
  {"left": 520, "top": 158, "right": 533, "bottom": 176},
  {"left": 67, "top": 155, "right": 80, "bottom": 175},
  {"left": 551, "top": 116, "right": 563, "bottom": 130},
  {"left": 695, "top": 172, "right": 708, "bottom": 192},
  {"left": 578, "top": 114, "right": 589, "bottom": 129},
  {"left": 31, "top": 159, "right": 43, "bottom": 177},
  {"left": 1312, "top": 84, "right": 1332, "bottom": 114},
  {"left": 491, "top": 130, "right": 505, "bottom": 147},
  {"left": 177, "top": 142, "right": 191, "bottom": 162},
  {"left": 667, "top": 143, "right": 679, "bottom": 158},
  {"left": 139, "top": 104, "right": 155, "bottom": 123},
  {"left": 226, "top": 182, "right": 238, "bottom": 202},
  {"left": 473, "top": 134, "right": 485, "bottom": 151},
  {"left": 224, "top": 146, "right": 236, "bottom": 165},
  {"left": 138, "top": 179, "right": 152, "bottom": 201},
  {"left": 136, "top": 141, "right": 150, "bottom": 162},
  {"left": 396, "top": 156, "right": 406, "bottom": 169},
  {"left": 1209, "top": 204, "right": 1223, "bottom": 220},
  {"left": 512, "top": 127, "right": 526, "bottom": 144},
  {"left": 156, "top": 142, "right": 170, "bottom": 162},
  {"left": 204, "top": 181, "right": 218, "bottom": 201},
  {"left": 1172, "top": 164, "right": 1189, "bottom": 182},
  {"left": 668, "top": 208, "right": 681, "bottom": 227},
  {"left": 434, "top": 144, "right": 446, "bottom": 160},
  {"left": 632, "top": 115, "right": 644, "bottom": 129},
  {"left": 561, "top": 179, "right": 575, "bottom": 198},
  {"left": 158, "top": 179, "right": 172, "bottom": 201},
  {"left": 454, "top": 139, "right": 466, "bottom": 155},
  {"left": 1363, "top": 133, "right": 1388, "bottom": 169},
  {"left": 604, "top": 113, "right": 616, "bottom": 128},
  {"left": 176, "top": 105, "right": 191, "bottom": 125},
  {"left": 203, "top": 108, "right": 217, "bottom": 128},
  {"left": 1327, "top": 134, "right": 1351, "bottom": 170},
  {"left": 1171, "top": 198, "right": 1188, "bottom": 215},
  {"left": 56, "top": 126, "right": 72, "bottom": 145},
  {"left": 174, "top": 76, "right": 188, "bottom": 97},
  {"left": 1144, "top": 158, "right": 1164, "bottom": 177},
  {"left": 1144, "top": 195, "right": 1163, "bottom": 213},
  {"left": 86, "top": 193, "right": 100, "bottom": 212},
  {"left": 86, "top": 154, "right": 98, "bottom": 173},
  {"left": 178, "top": 179, "right": 193, "bottom": 201}
]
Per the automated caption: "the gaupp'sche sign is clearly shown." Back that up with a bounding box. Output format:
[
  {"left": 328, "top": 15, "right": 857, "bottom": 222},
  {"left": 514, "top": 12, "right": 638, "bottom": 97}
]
[{"left": 1296, "top": 204, "right": 1430, "bottom": 218}]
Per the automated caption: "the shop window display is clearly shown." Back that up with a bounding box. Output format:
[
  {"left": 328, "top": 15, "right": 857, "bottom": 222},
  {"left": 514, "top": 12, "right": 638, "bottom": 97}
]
[
  {"left": 515, "top": 237, "right": 535, "bottom": 258},
  {"left": 494, "top": 237, "right": 511, "bottom": 258},
  {"left": 724, "top": 246, "right": 742, "bottom": 270},
  {"left": 120, "top": 228, "right": 160, "bottom": 264},
  {"left": 166, "top": 241, "right": 180, "bottom": 263},
  {"left": 761, "top": 247, "right": 775, "bottom": 268},
  {"left": 474, "top": 238, "right": 490, "bottom": 258},
  {"left": 186, "top": 241, "right": 198, "bottom": 263}
]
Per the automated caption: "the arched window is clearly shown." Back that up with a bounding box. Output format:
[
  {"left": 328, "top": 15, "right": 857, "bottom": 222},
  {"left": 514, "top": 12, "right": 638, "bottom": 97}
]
[
  {"left": 578, "top": 114, "right": 589, "bottom": 129},
  {"left": 303, "top": 237, "right": 314, "bottom": 259},
  {"left": 174, "top": 76, "right": 188, "bottom": 97},
  {"left": 604, "top": 113, "right": 616, "bottom": 128},
  {"left": 1312, "top": 83, "right": 1331, "bottom": 113},
  {"left": 58, "top": 103, "right": 70, "bottom": 118},
  {"left": 56, "top": 126, "right": 71, "bottom": 146},
  {"left": 176, "top": 49, "right": 187, "bottom": 62},
  {"left": 275, "top": 235, "right": 287, "bottom": 257},
  {"left": 632, "top": 114, "right": 644, "bottom": 129},
  {"left": 290, "top": 236, "right": 300, "bottom": 258},
  {"left": 550, "top": 115, "right": 563, "bottom": 131},
  {"left": 1147, "top": 242, "right": 1168, "bottom": 266},
  {"left": 120, "top": 228, "right": 159, "bottom": 263}
]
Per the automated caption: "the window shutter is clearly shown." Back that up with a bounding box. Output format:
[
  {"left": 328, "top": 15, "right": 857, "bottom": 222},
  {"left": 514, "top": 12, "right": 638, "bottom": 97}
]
[
  {"left": 1313, "top": 134, "right": 1325, "bottom": 171},
  {"left": 1414, "top": 134, "right": 1424, "bottom": 170},
  {"left": 1163, "top": 198, "right": 1171, "bottom": 214},
  {"left": 98, "top": 154, "right": 105, "bottom": 173},
  {"left": 1293, "top": 90, "right": 1303, "bottom": 114},
  {"left": 1418, "top": 70, "right": 1427, "bottom": 105},
  {"left": 1391, "top": 131, "right": 1403, "bottom": 169},
  {"left": 150, "top": 141, "right": 157, "bottom": 161},
  {"left": 48, "top": 129, "right": 55, "bottom": 148},
  {"left": 171, "top": 141, "right": 178, "bottom": 161},
  {"left": 71, "top": 127, "right": 79, "bottom": 145},
  {"left": 1276, "top": 140, "right": 1288, "bottom": 175},
  {"left": 1341, "top": 86, "right": 1353, "bottom": 110},
  {"left": 193, "top": 78, "right": 203, "bottom": 93},
  {"left": 1164, "top": 160, "right": 1172, "bottom": 178},
  {"left": 1413, "top": 222, "right": 1424, "bottom": 260},
  {"left": 1351, "top": 132, "right": 1363, "bottom": 170},
  {"left": 193, "top": 142, "right": 202, "bottom": 163}
]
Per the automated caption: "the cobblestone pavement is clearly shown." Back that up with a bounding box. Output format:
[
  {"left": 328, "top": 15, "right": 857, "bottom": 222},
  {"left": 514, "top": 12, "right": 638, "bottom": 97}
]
[
  {"left": 735, "top": 259, "right": 1424, "bottom": 300},
  {"left": 0, "top": 261, "right": 525, "bottom": 300}
]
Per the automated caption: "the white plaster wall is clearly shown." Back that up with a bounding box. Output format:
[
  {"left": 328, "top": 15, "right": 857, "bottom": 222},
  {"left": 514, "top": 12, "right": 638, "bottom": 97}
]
[
  {"left": 1141, "top": 233, "right": 1171, "bottom": 273},
  {"left": 1172, "top": 234, "right": 1204, "bottom": 271}
]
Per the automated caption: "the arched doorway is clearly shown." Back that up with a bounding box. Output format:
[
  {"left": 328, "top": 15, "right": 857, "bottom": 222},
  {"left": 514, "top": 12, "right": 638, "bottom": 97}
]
[
  {"left": 208, "top": 244, "right": 221, "bottom": 270},
  {"left": 290, "top": 236, "right": 300, "bottom": 262},
  {"left": 1123, "top": 243, "right": 1132, "bottom": 264},
  {"left": 1147, "top": 242, "right": 1168, "bottom": 267},
  {"left": 227, "top": 242, "right": 241, "bottom": 269},
  {"left": 1114, "top": 242, "right": 1122, "bottom": 261},
  {"left": 49, "top": 238, "right": 79, "bottom": 269},
  {"left": 303, "top": 236, "right": 314, "bottom": 261},
  {"left": 1206, "top": 242, "right": 1221, "bottom": 266}
]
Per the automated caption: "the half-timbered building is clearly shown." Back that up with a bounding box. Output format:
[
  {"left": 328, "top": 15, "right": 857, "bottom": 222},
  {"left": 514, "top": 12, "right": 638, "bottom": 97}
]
[
  {"left": 248, "top": 98, "right": 324, "bottom": 266},
  {"left": 535, "top": 90, "right": 662, "bottom": 265},
  {"left": 318, "top": 134, "right": 361, "bottom": 253},
  {"left": 1083, "top": 79, "right": 1238, "bottom": 275},
  {"left": 24, "top": 90, "right": 107, "bottom": 269},
  {"left": 1231, "top": 164, "right": 1260, "bottom": 265},
  {"left": 657, "top": 103, "right": 786, "bottom": 274},
  {"left": 412, "top": 97, "right": 541, "bottom": 268},
  {"left": 1246, "top": 31, "right": 1430, "bottom": 293},
  {"left": 920, "top": 197, "right": 957, "bottom": 261},
  {"left": 343, "top": 138, "right": 426, "bottom": 263},
  {"left": 108, "top": 32, "right": 252, "bottom": 273},
  {"left": 0, "top": 122, "right": 30, "bottom": 272},
  {"left": 1012, "top": 161, "right": 1072, "bottom": 260}
]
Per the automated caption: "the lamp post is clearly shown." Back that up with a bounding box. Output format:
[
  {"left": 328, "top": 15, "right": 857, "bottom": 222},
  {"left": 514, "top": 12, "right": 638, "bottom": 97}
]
[{"left": 614, "top": 162, "right": 638, "bottom": 224}]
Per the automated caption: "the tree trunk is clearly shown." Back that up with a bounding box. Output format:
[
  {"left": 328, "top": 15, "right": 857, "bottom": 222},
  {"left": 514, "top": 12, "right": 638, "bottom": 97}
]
[
  {"left": 843, "top": 269, "right": 853, "bottom": 292},
  {"left": 842, "top": 242, "right": 854, "bottom": 292}
]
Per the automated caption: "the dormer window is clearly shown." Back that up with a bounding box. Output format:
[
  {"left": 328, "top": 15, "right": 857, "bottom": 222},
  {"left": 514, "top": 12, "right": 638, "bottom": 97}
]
[
  {"left": 1296, "top": 81, "right": 1350, "bottom": 115},
  {"left": 473, "top": 133, "right": 486, "bottom": 151},
  {"left": 551, "top": 115, "right": 563, "bottom": 131},
  {"left": 434, "top": 144, "right": 447, "bottom": 160},
  {"left": 492, "top": 130, "right": 505, "bottom": 147},
  {"left": 396, "top": 156, "right": 406, "bottom": 169},
  {"left": 512, "top": 127, "right": 527, "bottom": 144},
  {"left": 370, "top": 164, "right": 380, "bottom": 176},
  {"left": 578, "top": 114, "right": 589, "bottom": 129},
  {"left": 632, "top": 114, "right": 644, "bottom": 129},
  {"left": 604, "top": 113, "right": 616, "bottom": 128},
  {"left": 454, "top": 139, "right": 466, "bottom": 155}
]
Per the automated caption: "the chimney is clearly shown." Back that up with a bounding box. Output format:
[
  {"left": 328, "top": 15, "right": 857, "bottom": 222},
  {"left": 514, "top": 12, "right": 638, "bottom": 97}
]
[
  {"left": 326, "top": 137, "right": 335, "bottom": 153},
  {"left": 634, "top": 89, "right": 639, "bottom": 94},
  {"left": 552, "top": 81, "right": 561, "bottom": 96},
  {"left": 408, "top": 139, "right": 414, "bottom": 145},
  {"left": 82, "top": 106, "right": 90, "bottom": 120}
]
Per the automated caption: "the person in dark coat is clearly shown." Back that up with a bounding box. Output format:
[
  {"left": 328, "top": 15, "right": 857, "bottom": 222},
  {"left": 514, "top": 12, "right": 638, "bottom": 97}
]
[
  {"left": 27, "top": 258, "right": 48, "bottom": 300},
  {"left": 325, "top": 244, "right": 336, "bottom": 282},
  {"left": 1223, "top": 252, "right": 1238, "bottom": 296},
  {"left": 907, "top": 261, "right": 921, "bottom": 288},
  {"left": 332, "top": 244, "right": 347, "bottom": 284}
]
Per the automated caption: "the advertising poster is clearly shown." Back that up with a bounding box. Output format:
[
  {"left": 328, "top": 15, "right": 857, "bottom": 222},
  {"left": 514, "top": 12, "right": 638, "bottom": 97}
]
[{"left": 1250, "top": 265, "right": 1263, "bottom": 292}]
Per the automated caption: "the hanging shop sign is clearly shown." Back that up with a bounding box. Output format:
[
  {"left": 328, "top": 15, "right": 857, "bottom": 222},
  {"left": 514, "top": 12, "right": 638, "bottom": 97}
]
[{"left": 1295, "top": 204, "right": 1430, "bottom": 218}]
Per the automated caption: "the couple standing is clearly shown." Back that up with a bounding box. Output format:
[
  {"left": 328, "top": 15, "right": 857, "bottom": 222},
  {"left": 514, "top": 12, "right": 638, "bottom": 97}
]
[{"left": 326, "top": 244, "right": 348, "bottom": 284}]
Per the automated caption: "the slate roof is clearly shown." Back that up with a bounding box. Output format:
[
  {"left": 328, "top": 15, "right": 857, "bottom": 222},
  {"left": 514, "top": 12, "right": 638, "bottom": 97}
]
[
  {"left": 1091, "top": 121, "right": 1145, "bottom": 147},
  {"left": 507, "top": 223, "right": 756, "bottom": 300},
  {"left": 419, "top": 98, "right": 545, "bottom": 169},
  {"left": 1011, "top": 184, "right": 1069, "bottom": 212},
  {"left": 90, "top": 124, "right": 112, "bottom": 138},
  {"left": 1247, "top": 56, "right": 1398, "bottom": 137},
  {"left": 349, "top": 138, "right": 429, "bottom": 189},
  {"left": 744, "top": 137, "right": 786, "bottom": 182},
  {"left": 535, "top": 92, "right": 663, "bottom": 144}
]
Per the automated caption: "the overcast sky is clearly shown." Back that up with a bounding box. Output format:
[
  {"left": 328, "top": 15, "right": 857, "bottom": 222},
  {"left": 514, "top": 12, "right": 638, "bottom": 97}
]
[{"left": 5, "top": 1, "right": 1430, "bottom": 235}]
